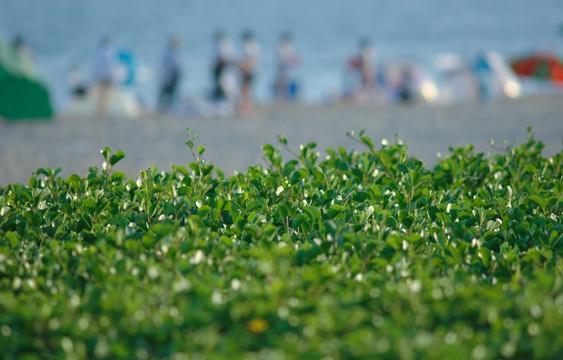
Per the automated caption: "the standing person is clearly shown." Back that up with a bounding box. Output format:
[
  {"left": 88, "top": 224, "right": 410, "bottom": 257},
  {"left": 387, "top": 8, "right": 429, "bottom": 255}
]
[
  {"left": 238, "top": 30, "right": 260, "bottom": 114},
  {"left": 345, "top": 38, "right": 377, "bottom": 102},
  {"left": 92, "top": 36, "right": 117, "bottom": 116},
  {"left": 158, "top": 36, "right": 183, "bottom": 113},
  {"left": 473, "top": 53, "right": 493, "bottom": 102},
  {"left": 274, "top": 32, "right": 301, "bottom": 101},
  {"left": 358, "top": 38, "right": 375, "bottom": 89},
  {"left": 12, "top": 35, "right": 35, "bottom": 66},
  {"left": 211, "top": 31, "right": 235, "bottom": 102},
  {"left": 397, "top": 68, "right": 414, "bottom": 104}
]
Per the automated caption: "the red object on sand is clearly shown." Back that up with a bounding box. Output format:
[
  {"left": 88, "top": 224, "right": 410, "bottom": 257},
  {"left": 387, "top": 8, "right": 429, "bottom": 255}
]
[{"left": 510, "top": 54, "right": 563, "bottom": 84}]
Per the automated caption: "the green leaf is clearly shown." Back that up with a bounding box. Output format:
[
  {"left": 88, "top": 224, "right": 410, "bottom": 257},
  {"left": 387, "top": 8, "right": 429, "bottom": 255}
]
[
  {"left": 189, "top": 162, "right": 200, "bottom": 173},
  {"left": 360, "top": 136, "right": 375, "bottom": 150},
  {"left": 142, "top": 235, "right": 157, "bottom": 248},
  {"left": 524, "top": 164, "right": 536, "bottom": 173},
  {"left": 303, "top": 205, "right": 321, "bottom": 220},
  {"left": 370, "top": 185, "right": 382, "bottom": 199},
  {"left": 385, "top": 216, "right": 398, "bottom": 229},
  {"left": 327, "top": 205, "right": 343, "bottom": 219},
  {"left": 262, "top": 144, "right": 274, "bottom": 152},
  {"left": 6, "top": 231, "right": 19, "bottom": 248},
  {"left": 528, "top": 195, "right": 547, "bottom": 211},
  {"left": 220, "top": 235, "right": 233, "bottom": 246},
  {"left": 385, "top": 234, "right": 402, "bottom": 250},
  {"left": 478, "top": 247, "right": 492, "bottom": 268},
  {"left": 292, "top": 214, "right": 306, "bottom": 229},
  {"left": 197, "top": 205, "right": 211, "bottom": 217},
  {"left": 211, "top": 208, "right": 220, "bottom": 222},
  {"left": 110, "top": 171, "right": 126, "bottom": 181},
  {"left": 352, "top": 191, "right": 369, "bottom": 202},
  {"left": 61, "top": 203, "right": 73, "bottom": 215},
  {"left": 263, "top": 224, "right": 277, "bottom": 237},
  {"left": 291, "top": 168, "right": 309, "bottom": 185},
  {"left": 246, "top": 200, "right": 264, "bottom": 212},
  {"left": 397, "top": 164, "right": 409, "bottom": 174},
  {"left": 67, "top": 174, "right": 82, "bottom": 183},
  {"left": 83, "top": 199, "right": 96, "bottom": 210},
  {"left": 36, "top": 168, "right": 50, "bottom": 177},
  {"left": 101, "top": 147, "right": 111, "bottom": 160},
  {"left": 109, "top": 150, "right": 126, "bottom": 166}
]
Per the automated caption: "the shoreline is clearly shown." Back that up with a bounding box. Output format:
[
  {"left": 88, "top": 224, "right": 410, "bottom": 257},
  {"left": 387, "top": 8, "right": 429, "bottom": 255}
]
[{"left": 1, "top": 95, "right": 562, "bottom": 185}]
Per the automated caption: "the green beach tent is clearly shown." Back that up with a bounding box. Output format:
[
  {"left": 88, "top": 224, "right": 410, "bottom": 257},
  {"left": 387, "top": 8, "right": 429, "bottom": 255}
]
[{"left": 0, "top": 35, "right": 53, "bottom": 121}]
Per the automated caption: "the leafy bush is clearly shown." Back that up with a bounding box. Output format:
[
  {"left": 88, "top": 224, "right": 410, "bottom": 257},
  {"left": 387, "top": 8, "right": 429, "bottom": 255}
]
[{"left": 0, "top": 128, "right": 562, "bottom": 359}]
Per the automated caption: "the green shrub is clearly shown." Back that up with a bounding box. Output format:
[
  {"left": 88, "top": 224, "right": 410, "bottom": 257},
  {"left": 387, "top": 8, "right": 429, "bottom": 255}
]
[{"left": 0, "top": 128, "right": 562, "bottom": 359}]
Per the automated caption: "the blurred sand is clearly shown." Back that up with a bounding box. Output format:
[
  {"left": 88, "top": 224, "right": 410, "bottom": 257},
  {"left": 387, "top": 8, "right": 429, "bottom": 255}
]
[{"left": 1, "top": 95, "right": 562, "bottom": 185}]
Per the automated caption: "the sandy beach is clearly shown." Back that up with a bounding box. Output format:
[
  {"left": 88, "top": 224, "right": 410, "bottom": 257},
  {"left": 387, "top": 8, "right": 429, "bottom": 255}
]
[{"left": 1, "top": 95, "right": 562, "bottom": 185}]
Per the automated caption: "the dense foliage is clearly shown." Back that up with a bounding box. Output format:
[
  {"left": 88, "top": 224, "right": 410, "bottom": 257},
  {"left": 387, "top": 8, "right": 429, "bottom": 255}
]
[{"left": 1, "top": 128, "right": 562, "bottom": 359}]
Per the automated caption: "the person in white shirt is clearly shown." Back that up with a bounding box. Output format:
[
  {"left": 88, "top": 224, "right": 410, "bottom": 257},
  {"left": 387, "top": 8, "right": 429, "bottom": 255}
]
[{"left": 92, "top": 36, "right": 117, "bottom": 116}]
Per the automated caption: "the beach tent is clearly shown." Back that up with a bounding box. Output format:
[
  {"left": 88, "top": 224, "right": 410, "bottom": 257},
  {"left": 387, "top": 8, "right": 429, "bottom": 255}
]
[
  {"left": 0, "top": 35, "right": 53, "bottom": 120},
  {"left": 510, "top": 53, "right": 563, "bottom": 86}
]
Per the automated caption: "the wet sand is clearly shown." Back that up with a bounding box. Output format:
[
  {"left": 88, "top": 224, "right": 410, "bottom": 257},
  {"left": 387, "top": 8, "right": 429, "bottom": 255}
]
[{"left": 1, "top": 95, "right": 562, "bottom": 185}]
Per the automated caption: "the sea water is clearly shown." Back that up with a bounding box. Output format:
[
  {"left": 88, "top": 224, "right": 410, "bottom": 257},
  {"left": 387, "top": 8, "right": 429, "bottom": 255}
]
[{"left": 1, "top": 0, "right": 561, "bottom": 110}]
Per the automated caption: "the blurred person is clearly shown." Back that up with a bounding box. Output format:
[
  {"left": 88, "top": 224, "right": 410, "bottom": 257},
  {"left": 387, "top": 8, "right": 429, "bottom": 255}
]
[
  {"left": 473, "top": 53, "right": 497, "bottom": 102},
  {"left": 345, "top": 38, "right": 377, "bottom": 102},
  {"left": 397, "top": 68, "right": 414, "bottom": 104},
  {"left": 357, "top": 38, "right": 375, "bottom": 89},
  {"left": 238, "top": 30, "right": 260, "bottom": 114},
  {"left": 274, "top": 32, "right": 301, "bottom": 101},
  {"left": 12, "top": 35, "right": 35, "bottom": 64},
  {"left": 211, "top": 31, "right": 235, "bottom": 101},
  {"left": 92, "top": 36, "right": 118, "bottom": 116},
  {"left": 158, "top": 36, "right": 183, "bottom": 113}
]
